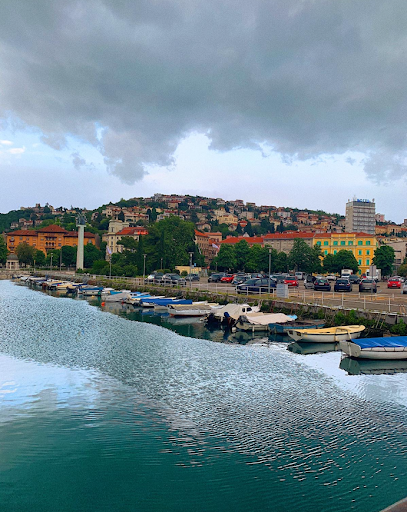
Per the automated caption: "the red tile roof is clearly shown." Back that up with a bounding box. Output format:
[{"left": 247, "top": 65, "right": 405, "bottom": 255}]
[
  {"left": 221, "top": 236, "right": 264, "bottom": 245},
  {"left": 8, "top": 230, "right": 36, "bottom": 236},
  {"left": 115, "top": 227, "right": 148, "bottom": 236},
  {"left": 263, "top": 232, "right": 314, "bottom": 240},
  {"left": 37, "top": 225, "right": 68, "bottom": 233}
]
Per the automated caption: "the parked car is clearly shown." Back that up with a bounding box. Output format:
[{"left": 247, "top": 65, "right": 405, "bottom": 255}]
[
  {"left": 326, "top": 275, "right": 337, "bottom": 281},
  {"left": 348, "top": 274, "right": 361, "bottom": 285},
  {"left": 284, "top": 276, "right": 299, "bottom": 287},
  {"left": 359, "top": 278, "right": 377, "bottom": 293},
  {"left": 232, "top": 273, "right": 250, "bottom": 285},
  {"left": 220, "top": 274, "right": 235, "bottom": 283},
  {"left": 403, "top": 281, "right": 407, "bottom": 294},
  {"left": 208, "top": 273, "right": 226, "bottom": 283},
  {"left": 161, "top": 274, "right": 187, "bottom": 286},
  {"left": 313, "top": 278, "right": 331, "bottom": 291},
  {"left": 236, "top": 278, "right": 277, "bottom": 294},
  {"left": 145, "top": 272, "right": 163, "bottom": 284},
  {"left": 185, "top": 274, "right": 200, "bottom": 281},
  {"left": 304, "top": 275, "right": 316, "bottom": 289},
  {"left": 295, "top": 272, "right": 305, "bottom": 280},
  {"left": 334, "top": 278, "right": 352, "bottom": 292},
  {"left": 388, "top": 277, "right": 402, "bottom": 289}
]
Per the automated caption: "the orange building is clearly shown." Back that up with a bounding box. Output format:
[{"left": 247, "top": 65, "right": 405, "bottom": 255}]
[{"left": 6, "top": 224, "right": 97, "bottom": 255}]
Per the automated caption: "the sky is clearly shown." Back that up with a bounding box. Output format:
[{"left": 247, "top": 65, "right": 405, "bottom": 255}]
[{"left": 1, "top": 0, "right": 407, "bottom": 222}]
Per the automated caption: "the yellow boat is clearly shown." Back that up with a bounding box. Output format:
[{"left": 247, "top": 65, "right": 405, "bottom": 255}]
[{"left": 287, "top": 325, "right": 365, "bottom": 343}]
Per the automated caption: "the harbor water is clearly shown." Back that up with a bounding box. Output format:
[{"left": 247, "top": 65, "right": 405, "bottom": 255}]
[{"left": 1, "top": 280, "right": 407, "bottom": 511}]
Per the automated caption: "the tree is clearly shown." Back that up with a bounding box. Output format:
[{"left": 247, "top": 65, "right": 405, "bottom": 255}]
[
  {"left": 275, "top": 251, "right": 288, "bottom": 272},
  {"left": 334, "top": 250, "right": 359, "bottom": 274},
  {"left": 117, "top": 210, "right": 125, "bottom": 222},
  {"left": 34, "top": 249, "right": 46, "bottom": 266},
  {"left": 373, "top": 245, "right": 395, "bottom": 276},
  {"left": 322, "top": 253, "right": 336, "bottom": 273},
  {"left": 84, "top": 244, "right": 103, "bottom": 269},
  {"left": 215, "top": 244, "right": 236, "bottom": 271},
  {"left": 15, "top": 242, "right": 35, "bottom": 266},
  {"left": 288, "top": 239, "right": 312, "bottom": 272},
  {"left": 61, "top": 246, "right": 77, "bottom": 267},
  {"left": 234, "top": 239, "right": 251, "bottom": 270},
  {"left": 0, "top": 236, "right": 8, "bottom": 265}
]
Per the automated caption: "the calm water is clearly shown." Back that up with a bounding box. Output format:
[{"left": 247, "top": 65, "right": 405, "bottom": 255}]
[{"left": 1, "top": 281, "right": 407, "bottom": 511}]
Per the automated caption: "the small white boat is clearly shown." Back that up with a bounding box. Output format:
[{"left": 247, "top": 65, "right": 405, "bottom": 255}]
[
  {"left": 208, "top": 304, "right": 260, "bottom": 323},
  {"left": 339, "top": 336, "right": 407, "bottom": 360},
  {"left": 167, "top": 302, "right": 219, "bottom": 317},
  {"left": 104, "top": 290, "right": 132, "bottom": 302},
  {"left": 287, "top": 325, "right": 365, "bottom": 343},
  {"left": 236, "top": 312, "right": 296, "bottom": 332}
]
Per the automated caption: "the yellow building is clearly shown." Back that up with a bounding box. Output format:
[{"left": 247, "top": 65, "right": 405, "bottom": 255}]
[{"left": 313, "top": 232, "right": 377, "bottom": 275}]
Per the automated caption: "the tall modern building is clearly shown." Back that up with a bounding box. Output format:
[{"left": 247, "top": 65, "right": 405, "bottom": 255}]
[{"left": 345, "top": 198, "right": 376, "bottom": 234}]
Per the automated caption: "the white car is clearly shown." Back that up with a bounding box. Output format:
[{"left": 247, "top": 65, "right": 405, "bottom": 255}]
[
  {"left": 326, "top": 275, "right": 337, "bottom": 281},
  {"left": 402, "top": 281, "right": 407, "bottom": 294}
]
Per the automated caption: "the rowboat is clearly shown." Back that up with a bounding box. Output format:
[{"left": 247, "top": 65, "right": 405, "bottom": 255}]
[
  {"left": 339, "top": 336, "right": 407, "bottom": 360},
  {"left": 269, "top": 319, "right": 325, "bottom": 334},
  {"left": 287, "top": 325, "right": 365, "bottom": 343}
]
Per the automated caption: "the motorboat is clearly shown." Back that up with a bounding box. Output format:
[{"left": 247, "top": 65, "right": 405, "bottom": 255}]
[
  {"left": 206, "top": 304, "right": 260, "bottom": 324},
  {"left": 235, "top": 313, "right": 297, "bottom": 332},
  {"left": 140, "top": 297, "right": 193, "bottom": 308},
  {"left": 104, "top": 290, "right": 132, "bottom": 302},
  {"left": 287, "top": 325, "right": 365, "bottom": 343},
  {"left": 78, "top": 285, "right": 104, "bottom": 296},
  {"left": 269, "top": 319, "right": 325, "bottom": 334},
  {"left": 167, "top": 302, "right": 219, "bottom": 317},
  {"left": 339, "top": 336, "right": 407, "bottom": 360}
]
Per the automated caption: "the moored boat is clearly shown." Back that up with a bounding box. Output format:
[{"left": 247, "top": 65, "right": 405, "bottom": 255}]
[
  {"left": 235, "top": 312, "right": 297, "bottom": 332},
  {"left": 339, "top": 336, "right": 407, "bottom": 360},
  {"left": 287, "top": 325, "right": 365, "bottom": 343},
  {"left": 340, "top": 357, "right": 407, "bottom": 375},
  {"left": 167, "top": 302, "right": 218, "bottom": 317},
  {"left": 269, "top": 319, "right": 325, "bottom": 334}
]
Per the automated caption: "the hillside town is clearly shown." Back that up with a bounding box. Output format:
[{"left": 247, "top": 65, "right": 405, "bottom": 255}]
[{"left": 1, "top": 194, "right": 407, "bottom": 275}]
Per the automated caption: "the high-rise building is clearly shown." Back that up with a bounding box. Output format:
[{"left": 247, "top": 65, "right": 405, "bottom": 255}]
[{"left": 345, "top": 198, "right": 376, "bottom": 234}]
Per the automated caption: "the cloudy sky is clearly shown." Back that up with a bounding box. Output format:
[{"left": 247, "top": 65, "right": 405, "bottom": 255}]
[{"left": 1, "top": 0, "right": 407, "bottom": 221}]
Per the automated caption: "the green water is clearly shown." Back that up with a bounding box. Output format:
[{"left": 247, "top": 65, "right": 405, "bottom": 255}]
[{"left": 1, "top": 281, "right": 407, "bottom": 511}]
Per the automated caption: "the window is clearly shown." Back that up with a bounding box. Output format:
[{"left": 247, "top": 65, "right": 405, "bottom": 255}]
[
  {"left": 316, "top": 241, "right": 321, "bottom": 246},
  {"left": 366, "top": 250, "right": 370, "bottom": 255},
  {"left": 324, "top": 250, "right": 328, "bottom": 255},
  {"left": 340, "top": 241, "right": 345, "bottom": 246},
  {"left": 323, "top": 241, "right": 329, "bottom": 246},
  {"left": 358, "top": 250, "right": 362, "bottom": 255},
  {"left": 366, "top": 241, "right": 371, "bottom": 246},
  {"left": 366, "top": 259, "right": 370, "bottom": 265},
  {"left": 358, "top": 241, "right": 363, "bottom": 245},
  {"left": 358, "top": 259, "right": 362, "bottom": 265},
  {"left": 334, "top": 250, "right": 337, "bottom": 255},
  {"left": 333, "top": 241, "right": 338, "bottom": 246},
  {"left": 348, "top": 241, "right": 353, "bottom": 245}
]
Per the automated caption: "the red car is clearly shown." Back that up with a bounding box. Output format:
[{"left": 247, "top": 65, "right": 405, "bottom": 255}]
[
  {"left": 388, "top": 277, "right": 402, "bottom": 289},
  {"left": 220, "top": 274, "right": 235, "bottom": 283},
  {"left": 284, "top": 276, "right": 299, "bottom": 287}
]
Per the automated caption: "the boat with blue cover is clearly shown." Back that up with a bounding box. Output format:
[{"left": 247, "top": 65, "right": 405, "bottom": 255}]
[
  {"left": 140, "top": 297, "right": 193, "bottom": 307},
  {"left": 339, "top": 336, "right": 407, "bottom": 359}
]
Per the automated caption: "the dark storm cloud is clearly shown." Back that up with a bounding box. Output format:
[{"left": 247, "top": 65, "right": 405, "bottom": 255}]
[{"left": 1, "top": 0, "right": 407, "bottom": 183}]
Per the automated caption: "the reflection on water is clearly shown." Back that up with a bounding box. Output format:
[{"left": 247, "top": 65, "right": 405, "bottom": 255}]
[
  {"left": 288, "top": 341, "right": 339, "bottom": 355},
  {"left": 340, "top": 357, "right": 407, "bottom": 376},
  {"left": 1, "top": 281, "right": 407, "bottom": 512}
]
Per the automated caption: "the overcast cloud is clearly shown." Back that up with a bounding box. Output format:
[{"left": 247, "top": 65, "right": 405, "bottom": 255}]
[{"left": 1, "top": 0, "right": 407, "bottom": 185}]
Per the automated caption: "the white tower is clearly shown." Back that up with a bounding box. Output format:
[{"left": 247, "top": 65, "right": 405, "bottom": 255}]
[{"left": 76, "top": 214, "right": 86, "bottom": 270}]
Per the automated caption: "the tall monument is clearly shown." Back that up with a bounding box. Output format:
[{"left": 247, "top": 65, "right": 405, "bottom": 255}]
[{"left": 76, "top": 214, "right": 86, "bottom": 270}]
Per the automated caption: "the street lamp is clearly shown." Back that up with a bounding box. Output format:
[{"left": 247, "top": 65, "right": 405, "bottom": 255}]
[
  {"left": 189, "top": 252, "right": 193, "bottom": 290},
  {"left": 143, "top": 254, "right": 147, "bottom": 282},
  {"left": 160, "top": 257, "right": 163, "bottom": 271},
  {"left": 50, "top": 253, "right": 53, "bottom": 273},
  {"left": 268, "top": 247, "right": 272, "bottom": 294}
]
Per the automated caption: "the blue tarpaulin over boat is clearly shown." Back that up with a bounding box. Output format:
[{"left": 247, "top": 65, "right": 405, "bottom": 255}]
[{"left": 355, "top": 337, "right": 407, "bottom": 349}]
